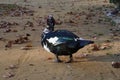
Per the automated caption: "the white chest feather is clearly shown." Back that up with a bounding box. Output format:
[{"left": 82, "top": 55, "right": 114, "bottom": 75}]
[{"left": 43, "top": 43, "right": 50, "bottom": 52}]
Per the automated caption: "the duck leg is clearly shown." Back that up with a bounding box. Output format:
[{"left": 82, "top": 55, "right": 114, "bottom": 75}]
[
  {"left": 66, "top": 54, "right": 73, "bottom": 63},
  {"left": 55, "top": 54, "right": 62, "bottom": 62}
]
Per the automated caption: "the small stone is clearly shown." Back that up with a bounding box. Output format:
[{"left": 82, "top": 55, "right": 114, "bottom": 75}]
[
  {"left": 47, "top": 57, "right": 53, "bottom": 60},
  {"left": 29, "top": 64, "right": 34, "bottom": 66},
  {"left": 39, "top": 6, "right": 42, "bottom": 8},
  {"left": 112, "top": 61, "right": 120, "bottom": 68},
  {"left": 90, "top": 44, "right": 100, "bottom": 51},
  {"left": 12, "top": 29, "right": 18, "bottom": 32},
  {"left": 26, "top": 33, "right": 31, "bottom": 36},
  {"left": 31, "top": 28, "right": 36, "bottom": 31}
]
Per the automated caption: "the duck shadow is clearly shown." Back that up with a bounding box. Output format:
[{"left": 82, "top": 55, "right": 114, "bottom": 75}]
[{"left": 73, "top": 53, "right": 120, "bottom": 63}]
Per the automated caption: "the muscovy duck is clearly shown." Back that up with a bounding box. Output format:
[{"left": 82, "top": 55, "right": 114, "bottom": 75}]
[{"left": 41, "top": 30, "right": 94, "bottom": 63}]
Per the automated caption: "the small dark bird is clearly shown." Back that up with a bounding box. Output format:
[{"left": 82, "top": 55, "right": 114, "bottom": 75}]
[{"left": 41, "top": 30, "right": 94, "bottom": 63}]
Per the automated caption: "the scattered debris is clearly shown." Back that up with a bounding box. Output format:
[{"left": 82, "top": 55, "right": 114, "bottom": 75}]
[
  {"left": 5, "top": 40, "right": 13, "bottom": 49},
  {"left": 13, "top": 35, "right": 30, "bottom": 44},
  {"left": 29, "top": 64, "right": 34, "bottom": 66},
  {"left": 3, "top": 28, "right": 11, "bottom": 33},
  {"left": 90, "top": 44, "right": 100, "bottom": 51},
  {"left": 38, "top": 5, "right": 42, "bottom": 8},
  {"left": 4, "top": 34, "right": 31, "bottom": 49},
  {"left": 25, "top": 21, "right": 34, "bottom": 27},
  {"left": 0, "top": 36, "right": 4, "bottom": 40},
  {"left": 47, "top": 57, "right": 53, "bottom": 60},
  {"left": 66, "top": 11, "right": 73, "bottom": 15},
  {"left": 0, "top": 4, "right": 34, "bottom": 17},
  {"left": 12, "top": 29, "right": 18, "bottom": 32},
  {"left": 20, "top": 46, "right": 32, "bottom": 50},
  {"left": 3, "top": 72, "right": 15, "bottom": 78},
  {"left": 0, "top": 21, "right": 11, "bottom": 28},
  {"left": 55, "top": 19, "right": 63, "bottom": 25},
  {"left": 0, "top": 21, "right": 19, "bottom": 29},
  {"left": 31, "top": 28, "right": 36, "bottom": 31},
  {"left": 90, "top": 43, "right": 112, "bottom": 51},
  {"left": 99, "top": 43, "right": 111, "bottom": 50},
  {"left": 25, "top": 43, "right": 33, "bottom": 47},
  {"left": 20, "top": 43, "right": 33, "bottom": 50},
  {"left": 5, "top": 64, "right": 18, "bottom": 70},
  {"left": 23, "top": 0, "right": 27, "bottom": 2},
  {"left": 74, "top": 54, "right": 89, "bottom": 59},
  {"left": 26, "top": 33, "right": 31, "bottom": 36},
  {"left": 9, "top": 65, "right": 17, "bottom": 69},
  {"left": 0, "top": 37, "right": 7, "bottom": 42}
]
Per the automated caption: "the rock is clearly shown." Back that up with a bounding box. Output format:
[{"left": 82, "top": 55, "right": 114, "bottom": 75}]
[
  {"left": 20, "top": 44, "right": 33, "bottom": 50},
  {"left": 112, "top": 61, "right": 120, "bottom": 68},
  {"left": 90, "top": 44, "right": 100, "bottom": 51}
]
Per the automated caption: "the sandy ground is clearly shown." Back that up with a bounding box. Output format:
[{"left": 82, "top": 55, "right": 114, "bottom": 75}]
[{"left": 0, "top": 0, "right": 120, "bottom": 80}]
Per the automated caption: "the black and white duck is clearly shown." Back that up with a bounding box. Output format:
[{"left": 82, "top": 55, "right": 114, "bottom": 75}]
[{"left": 41, "top": 29, "right": 94, "bottom": 63}]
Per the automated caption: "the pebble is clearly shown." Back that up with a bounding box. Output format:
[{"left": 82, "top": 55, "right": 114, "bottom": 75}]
[
  {"left": 47, "top": 57, "right": 53, "bottom": 60},
  {"left": 112, "top": 61, "right": 120, "bottom": 68}
]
